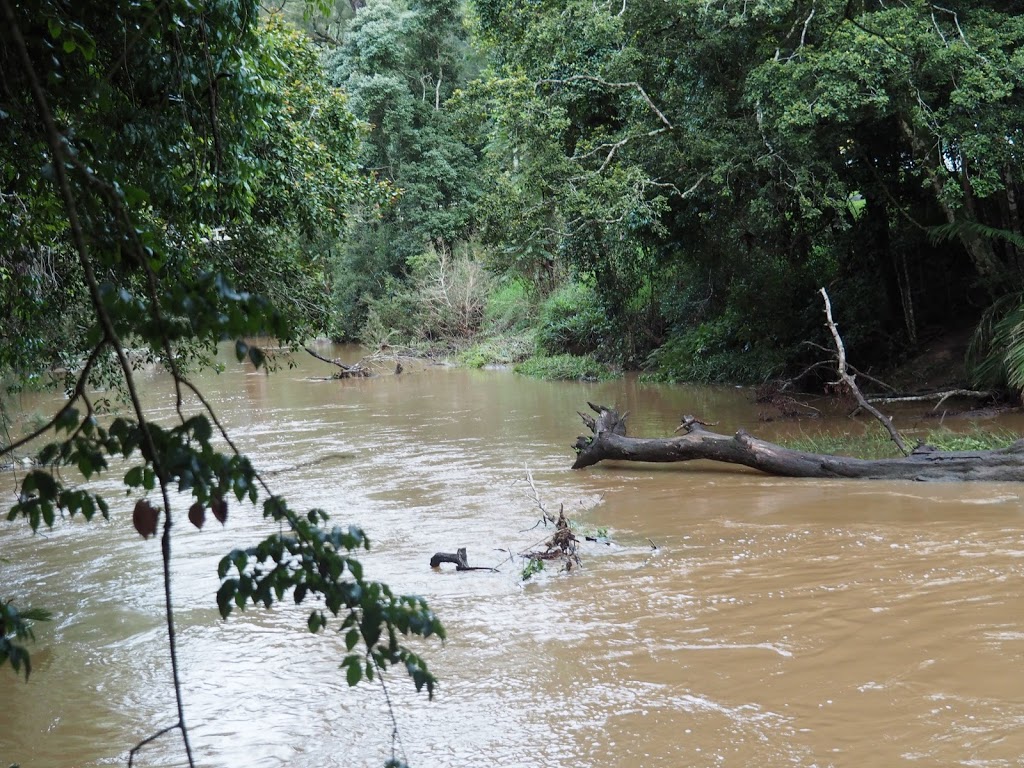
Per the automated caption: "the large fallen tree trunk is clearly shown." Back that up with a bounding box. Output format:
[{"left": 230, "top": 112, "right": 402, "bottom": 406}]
[{"left": 571, "top": 402, "right": 1024, "bottom": 482}]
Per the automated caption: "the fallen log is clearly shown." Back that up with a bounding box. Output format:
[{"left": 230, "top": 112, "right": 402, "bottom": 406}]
[{"left": 571, "top": 402, "right": 1024, "bottom": 482}]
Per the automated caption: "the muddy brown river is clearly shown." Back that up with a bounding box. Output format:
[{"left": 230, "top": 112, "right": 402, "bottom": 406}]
[{"left": 3, "top": 347, "right": 1024, "bottom": 767}]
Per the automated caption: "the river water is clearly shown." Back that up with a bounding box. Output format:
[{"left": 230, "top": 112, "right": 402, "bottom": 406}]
[{"left": 3, "top": 347, "right": 1024, "bottom": 767}]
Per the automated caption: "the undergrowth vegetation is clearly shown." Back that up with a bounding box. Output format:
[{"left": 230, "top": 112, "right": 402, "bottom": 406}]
[
  {"left": 513, "top": 354, "right": 616, "bottom": 381},
  {"left": 782, "top": 427, "right": 1020, "bottom": 460}
]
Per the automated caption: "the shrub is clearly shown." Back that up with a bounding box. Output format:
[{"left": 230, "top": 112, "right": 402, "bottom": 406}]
[
  {"left": 513, "top": 354, "right": 617, "bottom": 381},
  {"left": 459, "top": 333, "right": 535, "bottom": 368},
  {"left": 359, "top": 277, "right": 422, "bottom": 347},
  {"left": 645, "top": 314, "right": 785, "bottom": 385},
  {"left": 359, "top": 245, "right": 492, "bottom": 344},
  {"left": 535, "top": 280, "right": 610, "bottom": 356},
  {"left": 483, "top": 277, "right": 535, "bottom": 333}
]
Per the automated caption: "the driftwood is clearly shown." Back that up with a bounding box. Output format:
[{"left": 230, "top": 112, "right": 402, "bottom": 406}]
[
  {"left": 521, "top": 508, "right": 581, "bottom": 572},
  {"left": 304, "top": 346, "right": 371, "bottom": 378},
  {"left": 867, "top": 389, "right": 993, "bottom": 408},
  {"left": 429, "top": 547, "right": 497, "bottom": 572},
  {"left": 571, "top": 402, "right": 1024, "bottom": 482}
]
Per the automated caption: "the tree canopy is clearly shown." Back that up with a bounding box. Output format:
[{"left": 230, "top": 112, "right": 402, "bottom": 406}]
[{"left": 464, "top": 0, "right": 1024, "bottom": 378}]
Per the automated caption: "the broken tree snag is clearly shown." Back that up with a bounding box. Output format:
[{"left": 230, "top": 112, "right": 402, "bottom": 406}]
[
  {"left": 571, "top": 402, "right": 1024, "bottom": 481},
  {"left": 429, "top": 548, "right": 497, "bottom": 572},
  {"left": 430, "top": 548, "right": 469, "bottom": 569},
  {"left": 819, "top": 287, "right": 909, "bottom": 456}
]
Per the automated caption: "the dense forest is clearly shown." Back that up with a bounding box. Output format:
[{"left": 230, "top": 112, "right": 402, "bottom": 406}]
[
  {"left": 3, "top": 0, "right": 1024, "bottom": 392},
  {"left": 294, "top": 0, "right": 1024, "bottom": 390}
]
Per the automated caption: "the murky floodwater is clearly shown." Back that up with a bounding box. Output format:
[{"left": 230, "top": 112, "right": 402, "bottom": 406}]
[{"left": 3, "top": 347, "right": 1024, "bottom": 767}]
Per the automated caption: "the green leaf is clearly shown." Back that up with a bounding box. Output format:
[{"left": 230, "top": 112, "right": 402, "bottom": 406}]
[
  {"left": 55, "top": 407, "right": 79, "bottom": 434},
  {"left": 345, "top": 627, "right": 359, "bottom": 651},
  {"left": 124, "top": 466, "right": 143, "bottom": 487},
  {"left": 217, "top": 579, "right": 238, "bottom": 618},
  {"left": 344, "top": 656, "right": 362, "bottom": 687},
  {"left": 307, "top": 610, "right": 322, "bottom": 633},
  {"left": 248, "top": 345, "right": 265, "bottom": 369},
  {"left": 77, "top": 453, "right": 94, "bottom": 479},
  {"left": 190, "top": 416, "right": 212, "bottom": 444}
]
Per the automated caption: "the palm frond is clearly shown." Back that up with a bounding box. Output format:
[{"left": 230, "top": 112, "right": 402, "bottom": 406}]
[{"left": 968, "top": 292, "right": 1024, "bottom": 392}]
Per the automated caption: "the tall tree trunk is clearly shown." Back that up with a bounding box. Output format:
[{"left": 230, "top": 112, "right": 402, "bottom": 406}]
[{"left": 897, "top": 117, "right": 999, "bottom": 281}]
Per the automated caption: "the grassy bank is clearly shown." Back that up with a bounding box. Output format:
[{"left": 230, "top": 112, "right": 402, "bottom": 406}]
[{"left": 781, "top": 427, "right": 1019, "bottom": 460}]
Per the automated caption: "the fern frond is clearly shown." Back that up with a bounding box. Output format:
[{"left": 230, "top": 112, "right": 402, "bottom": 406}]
[{"left": 929, "top": 220, "right": 1024, "bottom": 252}]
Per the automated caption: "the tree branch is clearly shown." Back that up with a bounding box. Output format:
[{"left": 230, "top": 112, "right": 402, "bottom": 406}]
[
  {"left": 820, "top": 287, "right": 909, "bottom": 455},
  {"left": 0, "top": 341, "right": 107, "bottom": 458},
  {"left": 536, "top": 75, "right": 673, "bottom": 130},
  {"left": 128, "top": 724, "right": 182, "bottom": 768},
  {"left": 2, "top": 2, "right": 194, "bottom": 763}
]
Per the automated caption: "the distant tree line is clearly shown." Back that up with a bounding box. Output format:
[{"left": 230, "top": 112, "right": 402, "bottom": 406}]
[{"left": 296, "top": 0, "right": 1024, "bottom": 389}]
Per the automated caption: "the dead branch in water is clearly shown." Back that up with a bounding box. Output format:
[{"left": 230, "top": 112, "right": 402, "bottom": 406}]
[
  {"left": 819, "top": 287, "right": 910, "bottom": 456},
  {"left": 521, "top": 507, "right": 581, "bottom": 572},
  {"left": 867, "top": 389, "right": 993, "bottom": 409},
  {"left": 304, "top": 346, "right": 371, "bottom": 378},
  {"left": 429, "top": 547, "right": 498, "bottom": 572},
  {"left": 517, "top": 463, "right": 558, "bottom": 531}
]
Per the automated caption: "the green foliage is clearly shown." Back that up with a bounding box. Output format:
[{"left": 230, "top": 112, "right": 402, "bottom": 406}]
[
  {"left": 645, "top": 313, "right": 786, "bottom": 385},
  {"left": 483, "top": 278, "right": 536, "bottom": 334},
  {"left": 324, "top": 0, "right": 485, "bottom": 338},
  {"left": 458, "top": 335, "right": 536, "bottom": 370},
  {"left": 465, "top": 0, "right": 1024, "bottom": 384},
  {"left": 782, "top": 427, "right": 1018, "bottom": 460},
  {"left": 968, "top": 293, "right": 1024, "bottom": 392},
  {"left": 924, "top": 428, "right": 1019, "bottom": 453},
  {"left": 0, "top": 600, "right": 52, "bottom": 680},
  {"left": 782, "top": 430, "right": 907, "bottom": 460},
  {"left": 535, "top": 280, "right": 610, "bottom": 357},
  {"left": 520, "top": 557, "right": 544, "bottom": 581},
  {"left": 514, "top": 354, "right": 616, "bottom": 382},
  {"left": 217, "top": 501, "right": 443, "bottom": 697},
  {"left": 0, "top": 0, "right": 445, "bottom": 754},
  {"left": 0, "top": 8, "right": 370, "bottom": 377},
  {"left": 458, "top": 333, "right": 535, "bottom": 368}
]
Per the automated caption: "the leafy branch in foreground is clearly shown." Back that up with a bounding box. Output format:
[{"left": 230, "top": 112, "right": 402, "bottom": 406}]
[
  {"left": 0, "top": 600, "right": 52, "bottom": 681},
  {"left": 0, "top": 0, "right": 444, "bottom": 764}
]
